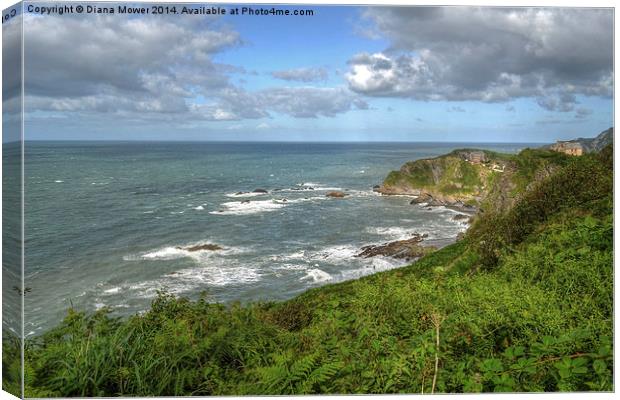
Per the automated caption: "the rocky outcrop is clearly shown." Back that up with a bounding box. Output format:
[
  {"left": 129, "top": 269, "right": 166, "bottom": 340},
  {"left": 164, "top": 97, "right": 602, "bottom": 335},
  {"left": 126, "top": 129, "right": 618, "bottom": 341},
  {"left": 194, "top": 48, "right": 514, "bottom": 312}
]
[
  {"left": 177, "top": 244, "right": 224, "bottom": 252},
  {"left": 376, "top": 149, "right": 507, "bottom": 209},
  {"left": 543, "top": 127, "right": 613, "bottom": 155},
  {"left": 356, "top": 233, "right": 435, "bottom": 261},
  {"left": 452, "top": 214, "right": 469, "bottom": 221},
  {"left": 326, "top": 191, "right": 347, "bottom": 198}
]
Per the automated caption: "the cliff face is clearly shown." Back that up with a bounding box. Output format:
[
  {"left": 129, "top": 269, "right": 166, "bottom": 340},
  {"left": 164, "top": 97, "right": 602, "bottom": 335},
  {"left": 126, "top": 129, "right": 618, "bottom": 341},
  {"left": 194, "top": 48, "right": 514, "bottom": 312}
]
[
  {"left": 377, "top": 149, "right": 513, "bottom": 208},
  {"left": 544, "top": 127, "right": 613, "bottom": 154}
]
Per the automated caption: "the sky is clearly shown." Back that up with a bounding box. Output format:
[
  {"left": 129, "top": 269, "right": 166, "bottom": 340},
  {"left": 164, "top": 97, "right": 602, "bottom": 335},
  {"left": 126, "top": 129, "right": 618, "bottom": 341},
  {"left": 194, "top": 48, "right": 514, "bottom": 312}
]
[{"left": 2, "top": 2, "right": 614, "bottom": 142}]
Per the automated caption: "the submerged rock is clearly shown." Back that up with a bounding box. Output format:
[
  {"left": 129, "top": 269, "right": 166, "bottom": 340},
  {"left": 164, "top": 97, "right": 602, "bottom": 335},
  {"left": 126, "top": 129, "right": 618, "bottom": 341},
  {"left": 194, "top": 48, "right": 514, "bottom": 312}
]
[
  {"left": 253, "top": 188, "right": 268, "bottom": 193},
  {"left": 177, "top": 243, "right": 224, "bottom": 252}
]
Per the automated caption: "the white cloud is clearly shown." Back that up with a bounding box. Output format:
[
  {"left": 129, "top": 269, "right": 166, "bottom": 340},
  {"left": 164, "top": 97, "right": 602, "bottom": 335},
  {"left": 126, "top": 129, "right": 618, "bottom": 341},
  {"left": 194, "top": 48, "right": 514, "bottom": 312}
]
[{"left": 347, "top": 7, "right": 612, "bottom": 109}]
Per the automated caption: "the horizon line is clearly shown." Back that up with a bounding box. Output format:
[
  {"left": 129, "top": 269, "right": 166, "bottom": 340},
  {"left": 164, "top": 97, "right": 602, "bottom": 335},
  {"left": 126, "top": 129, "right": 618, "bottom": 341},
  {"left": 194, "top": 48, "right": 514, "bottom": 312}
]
[{"left": 6, "top": 139, "right": 550, "bottom": 144}]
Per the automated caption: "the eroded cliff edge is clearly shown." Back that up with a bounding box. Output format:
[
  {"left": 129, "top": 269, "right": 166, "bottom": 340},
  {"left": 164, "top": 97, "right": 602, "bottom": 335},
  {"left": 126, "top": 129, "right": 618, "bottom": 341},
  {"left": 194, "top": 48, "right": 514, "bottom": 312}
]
[
  {"left": 376, "top": 128, "right": 613, "bottom": 216},
  {"left": 376, "top": 149, "right": 519, "bottom": 212}
]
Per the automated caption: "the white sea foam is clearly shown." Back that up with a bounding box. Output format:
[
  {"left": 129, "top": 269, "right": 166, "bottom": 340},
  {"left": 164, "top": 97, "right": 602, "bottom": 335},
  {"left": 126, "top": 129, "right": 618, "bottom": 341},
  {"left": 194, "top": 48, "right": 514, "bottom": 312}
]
[
  {"left": 173, "top": 265, "right": 261, "bottom": 286},
  {"left": 139, "top": 246, "right": 189, "bottom": 260},
  {"left": 126, "top": 241, "right": 241, "bottom": 263},
  {"left": 54, "top": 180, "right": 63, "bottom": 183},
  {"left": 225, "top": 191, "right": 268, "bottom": 198},
  {"left": 209, "top": 199, "right": 285, "bottom": 216},
  {"left": 103, "top": 287, "right": 122, "bottom": 294},
  {"left": 127, "top": 263, "right": 262, "bottom": 298},
  {"left": 348, "top": 189, "right": 381, "bottom": 198},
  {"left": 194, "top": 205, "right": 205, "bottom": 210},
  {"left": 308, "top": 245, "right": 359, "bottom": 265},
  {"left": 365, "top": 226, "right": 418, "bottom": 240},
  {"left": 280, "top": 182, "right": 344, "bottom": 192},
  {"left": 312, "top": 186, "right": 343, "bottom": 191},
  {"left": 302, "top": 268, "right": 332, "bottom": 283},
  {"left": 273, "top": 263, "right": 307, "bottom": 271},
  {"left": 271, "top": 250, "right": 307, "bottom": 262},
  {"left": 339, "top": 257, "right": 406, "bottom": 281},
  {"left": 273, "top": 196, "right": 325, "bottom": 205},
  {"left": 273, "top": 245, "right": 359, "bottom": 267}
]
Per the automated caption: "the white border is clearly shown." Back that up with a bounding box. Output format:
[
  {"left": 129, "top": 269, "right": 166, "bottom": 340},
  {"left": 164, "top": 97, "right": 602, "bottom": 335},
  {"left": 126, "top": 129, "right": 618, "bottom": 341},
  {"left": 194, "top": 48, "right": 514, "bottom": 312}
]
[{"left": 0, "top": 1, "right": 616, "bottom": 399}]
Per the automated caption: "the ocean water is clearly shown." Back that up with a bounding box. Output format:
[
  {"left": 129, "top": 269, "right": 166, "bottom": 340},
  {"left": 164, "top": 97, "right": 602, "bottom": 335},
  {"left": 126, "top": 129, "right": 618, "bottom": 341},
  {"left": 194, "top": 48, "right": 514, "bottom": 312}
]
[{"left": 21, "top": 141, "right": 534, "bottom": 336}]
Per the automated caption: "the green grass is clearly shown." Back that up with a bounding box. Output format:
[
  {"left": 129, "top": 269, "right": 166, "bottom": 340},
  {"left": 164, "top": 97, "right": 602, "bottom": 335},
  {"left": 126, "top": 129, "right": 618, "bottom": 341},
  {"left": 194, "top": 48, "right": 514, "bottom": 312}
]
[
  {"left": 385, "top": 152, "right": 487, "bottom": 198},
  {"left": 4, "top": 145, "right": 613, "bottom": 396}
]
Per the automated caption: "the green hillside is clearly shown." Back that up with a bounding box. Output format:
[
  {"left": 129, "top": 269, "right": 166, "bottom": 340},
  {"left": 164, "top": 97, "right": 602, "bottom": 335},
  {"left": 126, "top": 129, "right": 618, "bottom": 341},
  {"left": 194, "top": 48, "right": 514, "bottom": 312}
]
[
  {"left": 380, "top": 149, "right": 502, "bottom": 201},
  {"left": 5, "top": 145, "right": 613, "bottom": 396}
]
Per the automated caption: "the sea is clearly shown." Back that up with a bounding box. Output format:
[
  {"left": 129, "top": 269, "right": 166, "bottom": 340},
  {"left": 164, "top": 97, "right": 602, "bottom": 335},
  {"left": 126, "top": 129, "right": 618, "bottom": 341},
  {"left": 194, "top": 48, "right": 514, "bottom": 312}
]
[{"left": 12, "top": 141, "right": 536, "bottom": 336}]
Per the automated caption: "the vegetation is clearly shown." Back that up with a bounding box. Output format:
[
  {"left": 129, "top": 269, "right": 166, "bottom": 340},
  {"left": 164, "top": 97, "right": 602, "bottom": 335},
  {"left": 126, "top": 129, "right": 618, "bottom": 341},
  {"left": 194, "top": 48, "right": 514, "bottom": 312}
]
[
  {"left": 381, "top": 149, "right": 516, "bottom": 202},
  {"left": 3, "top": 145, "right": 613, "bottom": 396}
]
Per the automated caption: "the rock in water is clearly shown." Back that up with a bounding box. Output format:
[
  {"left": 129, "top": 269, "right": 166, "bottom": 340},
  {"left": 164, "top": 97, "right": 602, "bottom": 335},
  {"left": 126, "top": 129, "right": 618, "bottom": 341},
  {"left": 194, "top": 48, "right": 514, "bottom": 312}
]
[
  {"left": 177, "top": 243, "right": 224, "bottom": 252},
  {"left": 410, "top": 193, "right": 432, "bottom": 204},
  {"left": 356, "top": 234, "right": 435, "bottom": 261},
  {"left": 452, "top": 214, "right": 469, "bottom": 221},
  {"left": 253, "top": 188, "right": 268, "bottom": 193},
  {"left": 326, "top": 191, "right": 347, "bottom": 198}
]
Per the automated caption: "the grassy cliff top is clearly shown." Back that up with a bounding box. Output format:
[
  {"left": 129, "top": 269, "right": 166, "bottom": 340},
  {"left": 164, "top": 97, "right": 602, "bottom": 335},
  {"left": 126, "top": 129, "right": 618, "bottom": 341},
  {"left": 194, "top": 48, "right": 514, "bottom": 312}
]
[{"left": 380, "top": 147, "right": 574, "bottom": 208}]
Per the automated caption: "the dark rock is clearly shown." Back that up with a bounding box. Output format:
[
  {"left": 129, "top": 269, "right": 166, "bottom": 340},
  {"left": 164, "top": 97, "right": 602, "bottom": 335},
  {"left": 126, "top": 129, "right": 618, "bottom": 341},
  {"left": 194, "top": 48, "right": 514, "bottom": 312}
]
[
  {"left": 453, "top": 214, "right": 469, "bottom": 221},
  {"left": 177, "top": 243, "right": 224, "bottom": 252},
  {"left": 241, "top": 200, "right": 251, "bottom": 204},
  {"left": 427, "top": 198, "right": 446, "bottom": 206},
  {"left": 326, "top": 191, "right": 347, "bottom": 198},
  {"left": 410, "top": 193, "right": 433, "bottom": 204},
  {"left": 253, "top": 188, "right": 268, "bottom": 193},
  {"left": 356, "top": 234, "right": 435, "bottom": 261}
]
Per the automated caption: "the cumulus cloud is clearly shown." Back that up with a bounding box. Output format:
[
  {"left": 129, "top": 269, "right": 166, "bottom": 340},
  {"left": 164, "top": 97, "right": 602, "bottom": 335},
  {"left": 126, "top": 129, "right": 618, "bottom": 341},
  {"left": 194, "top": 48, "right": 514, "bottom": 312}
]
[
  {"left": 198, "top": 87, "right": 366, "bottom": 120},
  {"left": 347, "top": 7, "right": 612, "bottom": 109},
  {"left": 536, "top": 92, "right": 577, "bottom": 112},
  {"left": 272, "top": 67, "right": 328, "bottom": 82},
  {"left": 260, "top": 87, "right": 366, "bottom": 118},
  {"left": 22, "top": 13, "right": 365, "bottom": 124},
  {"left": 23, "top": 13, "right": 241, "bottom": 117}
]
